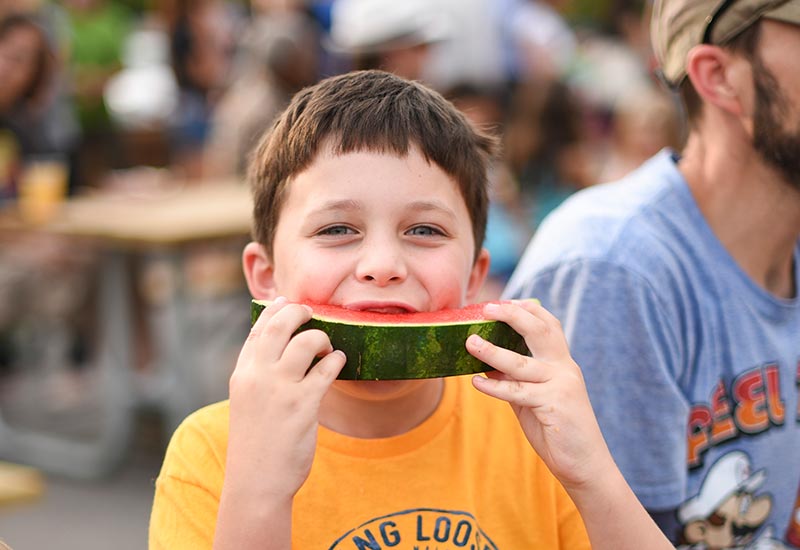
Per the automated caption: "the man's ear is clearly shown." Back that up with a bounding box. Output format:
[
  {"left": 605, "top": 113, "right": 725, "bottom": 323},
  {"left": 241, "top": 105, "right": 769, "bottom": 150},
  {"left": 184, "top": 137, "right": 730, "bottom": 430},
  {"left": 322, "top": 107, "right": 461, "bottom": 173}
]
[
  {"left": 685, "top": 44, "right": 749, "bottom": 118},
  {"left": 466, "top": 247, "right": 491, "bottom": 302},
  {"left": 242, "top": 241, "right": 277, "bottom": 300}
]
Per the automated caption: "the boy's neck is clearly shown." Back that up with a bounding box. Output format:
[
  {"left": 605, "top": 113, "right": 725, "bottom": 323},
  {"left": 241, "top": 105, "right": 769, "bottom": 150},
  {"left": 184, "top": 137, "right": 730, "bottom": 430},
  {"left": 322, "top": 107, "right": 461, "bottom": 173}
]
[{"left": 318, "top": 379, "right": 445, "bottom": 439}]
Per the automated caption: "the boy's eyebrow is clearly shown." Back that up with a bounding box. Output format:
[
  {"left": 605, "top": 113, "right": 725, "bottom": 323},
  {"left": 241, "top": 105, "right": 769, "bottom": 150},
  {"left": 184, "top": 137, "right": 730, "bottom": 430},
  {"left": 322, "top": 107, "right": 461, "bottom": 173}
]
[
  {"left": 308, "top": 199, "right": 362, "bottom": 214},
  {"left": 308, "top": 200, "right": 458, "bottom": 220},
  {"left": 406, "top": 200, "right": 458, "bottom": 221}
]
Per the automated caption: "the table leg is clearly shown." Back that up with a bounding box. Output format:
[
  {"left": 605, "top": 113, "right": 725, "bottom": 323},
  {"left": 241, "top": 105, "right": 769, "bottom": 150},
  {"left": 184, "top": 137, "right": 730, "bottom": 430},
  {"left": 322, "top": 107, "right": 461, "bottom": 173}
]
[{"left": 0, "top": 250, "right": 136, "bottom": 479}]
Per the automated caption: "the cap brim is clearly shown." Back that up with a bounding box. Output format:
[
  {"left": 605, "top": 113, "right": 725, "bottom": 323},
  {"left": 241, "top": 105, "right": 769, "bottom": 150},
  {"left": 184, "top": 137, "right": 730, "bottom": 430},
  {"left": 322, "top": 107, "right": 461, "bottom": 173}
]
[
  {"left": 739, "top": 468, "right": 767, "bottom": 494},
  {"left": 764, "top": 1, "right": 800, "bottom": 25}
]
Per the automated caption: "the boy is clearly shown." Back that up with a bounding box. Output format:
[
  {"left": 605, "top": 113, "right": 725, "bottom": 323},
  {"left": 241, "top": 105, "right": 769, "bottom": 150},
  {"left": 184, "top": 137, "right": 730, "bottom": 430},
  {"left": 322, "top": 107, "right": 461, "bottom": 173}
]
[{"left": 149, "top": 70, "right": 670, "bottom": 549}]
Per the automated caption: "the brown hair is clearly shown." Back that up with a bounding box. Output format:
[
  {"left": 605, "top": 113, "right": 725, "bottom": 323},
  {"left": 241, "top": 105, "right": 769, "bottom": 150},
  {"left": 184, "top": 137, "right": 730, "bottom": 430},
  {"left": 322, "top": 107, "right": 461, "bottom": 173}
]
[
  {"left": 0, "top": 13, "right": 53, "bottom": 105},
  {"left": 248, "top": 69, "right": 498, "bottom": 262},
  {"left": 680, "top": 21, "right": 761, "bottom": 126}
]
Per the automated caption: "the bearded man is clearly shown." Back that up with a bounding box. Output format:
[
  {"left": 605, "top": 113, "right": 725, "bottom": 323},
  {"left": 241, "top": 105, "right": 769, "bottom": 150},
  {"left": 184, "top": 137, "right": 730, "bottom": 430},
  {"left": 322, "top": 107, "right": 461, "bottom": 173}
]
[{"left": 504, "top": 1, "right": 800, "bottom": 547}]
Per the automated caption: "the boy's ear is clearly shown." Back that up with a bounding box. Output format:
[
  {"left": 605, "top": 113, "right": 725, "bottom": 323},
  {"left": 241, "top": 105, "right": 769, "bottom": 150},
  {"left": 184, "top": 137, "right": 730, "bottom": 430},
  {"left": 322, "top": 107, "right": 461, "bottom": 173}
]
[
  {"left": 466, "top": 247, "right": 491, "bottom": 302},
  {"left": 242, "top": 241, "right": 278, "bottom": 300}
]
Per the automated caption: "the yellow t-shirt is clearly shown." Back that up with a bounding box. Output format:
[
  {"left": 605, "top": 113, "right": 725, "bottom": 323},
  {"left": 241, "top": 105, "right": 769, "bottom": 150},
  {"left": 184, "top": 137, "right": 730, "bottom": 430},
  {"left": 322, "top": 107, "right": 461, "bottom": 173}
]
[{"left": 149, "top": 376, "right": 590, "bottom": 549}]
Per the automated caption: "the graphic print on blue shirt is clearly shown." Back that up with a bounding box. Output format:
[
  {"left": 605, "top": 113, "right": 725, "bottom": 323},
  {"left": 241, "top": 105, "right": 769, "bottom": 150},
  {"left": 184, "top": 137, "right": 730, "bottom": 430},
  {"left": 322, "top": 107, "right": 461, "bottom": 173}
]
[
  {"left": 674, "top": 451, "right": 790, "bottom": 549},
  {"left": 687, "top": 362, "right": 797, "bottom": 469}
]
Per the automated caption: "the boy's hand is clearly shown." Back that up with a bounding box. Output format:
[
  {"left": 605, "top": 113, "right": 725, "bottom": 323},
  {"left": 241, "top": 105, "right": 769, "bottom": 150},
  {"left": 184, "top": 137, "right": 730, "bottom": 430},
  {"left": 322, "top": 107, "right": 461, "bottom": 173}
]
[
  {"left": 225, "top": 297, "right": 346, "bottom": 500},
  {"left": 466, "top": 300, "right": 615, "bottom": 492}
]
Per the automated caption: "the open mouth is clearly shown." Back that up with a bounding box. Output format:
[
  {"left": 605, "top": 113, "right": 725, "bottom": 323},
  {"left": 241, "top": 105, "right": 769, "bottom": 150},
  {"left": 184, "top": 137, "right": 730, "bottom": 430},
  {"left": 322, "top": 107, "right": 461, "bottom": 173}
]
[
  {"left": 344, "top": 302, "right": 417, "bottom": 314},
  {"left": 364, "top": 307, "right": 412, "bottom": 314}
]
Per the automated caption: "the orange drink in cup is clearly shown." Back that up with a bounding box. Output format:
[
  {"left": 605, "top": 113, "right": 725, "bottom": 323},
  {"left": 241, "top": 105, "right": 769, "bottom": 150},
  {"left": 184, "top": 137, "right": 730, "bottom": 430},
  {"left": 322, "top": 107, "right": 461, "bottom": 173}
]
[{"left": 17, "top": 157, "right": 68, "bottom": 224}]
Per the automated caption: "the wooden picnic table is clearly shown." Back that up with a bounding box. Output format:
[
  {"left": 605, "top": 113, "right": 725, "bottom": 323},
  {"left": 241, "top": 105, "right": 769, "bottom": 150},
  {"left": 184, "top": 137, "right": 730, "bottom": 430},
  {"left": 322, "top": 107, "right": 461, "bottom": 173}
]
[{"left": 0, "top": 180, "right": 253, "bottom": 479}]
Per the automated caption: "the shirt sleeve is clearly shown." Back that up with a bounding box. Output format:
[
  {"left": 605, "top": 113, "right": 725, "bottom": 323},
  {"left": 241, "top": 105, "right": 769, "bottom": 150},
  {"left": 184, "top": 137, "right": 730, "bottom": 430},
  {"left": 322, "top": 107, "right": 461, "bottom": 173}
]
[
  {"left": 506, "top": 258, "right": 690, "bottom": 511},
  {"left": 149, "top": 412, "right": 226, "bottom": 550}
]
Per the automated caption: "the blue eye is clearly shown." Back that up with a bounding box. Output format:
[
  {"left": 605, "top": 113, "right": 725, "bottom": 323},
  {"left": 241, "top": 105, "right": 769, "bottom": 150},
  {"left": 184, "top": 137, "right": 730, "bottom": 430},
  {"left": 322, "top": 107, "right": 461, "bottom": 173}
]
[
  {"left": 407, "top": 225, "right": 443, "bottom": 236},
  {"left": 318, "top": 225, "right": 355, "bottom": 236}
]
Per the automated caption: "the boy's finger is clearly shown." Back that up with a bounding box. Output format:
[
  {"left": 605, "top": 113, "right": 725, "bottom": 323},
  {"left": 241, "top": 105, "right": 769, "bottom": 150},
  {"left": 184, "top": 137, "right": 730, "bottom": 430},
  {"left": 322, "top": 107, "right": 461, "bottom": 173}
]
[
  {"left": 302, "top": 350, "right": 347, "bottom": 395},
  {"left": 466, "top": 334, "right": 550, "bottom": 383},
  {"left": 471, "top": 375, "right": 547, "bottom": 409},
  {"left": 484, "top": 369, "right": 513, "bottom": 382},
  {"left": 484, "top": 301, "right": 569, "bottom": 360},
  {"left": 513, "top": 299, "right": 562, "bottom": 326},
  {"left": 281, "top": 329, "right": 335, "bottom": 381},
  {"left": 252, "top": 301, "right": 314, "bottom": 365},
  {"left": 237, "top": 297, "right": 289, "bottom": 366}
]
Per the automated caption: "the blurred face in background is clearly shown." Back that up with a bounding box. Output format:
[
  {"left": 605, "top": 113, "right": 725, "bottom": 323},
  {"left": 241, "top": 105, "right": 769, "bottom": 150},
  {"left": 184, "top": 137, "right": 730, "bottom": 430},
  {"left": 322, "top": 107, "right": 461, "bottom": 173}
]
[
  {"left": 184, "top": 0, "right": 234, "bottom": 92},
  {"left": 0, "top": 0, "right": 43, "bottom": 21},
  {"left": 250, "top": 0, "right": 302, "bottom": 15},
  {"left": 0, "top": 21, "right": 46, "bottom": 112},
  {"left": 378, "top": 43, "right": 431, "bottom": 81}
]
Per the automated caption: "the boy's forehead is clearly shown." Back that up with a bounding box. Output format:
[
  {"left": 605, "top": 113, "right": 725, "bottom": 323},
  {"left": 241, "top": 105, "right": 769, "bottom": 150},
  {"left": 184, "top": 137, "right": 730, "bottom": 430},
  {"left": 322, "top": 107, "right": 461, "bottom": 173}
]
[
  {"left": 284, "top": 143, "right": 466, "bottom": 207},
  {"left": 295, "top": 139, "right": 425, "bottom": 182}
]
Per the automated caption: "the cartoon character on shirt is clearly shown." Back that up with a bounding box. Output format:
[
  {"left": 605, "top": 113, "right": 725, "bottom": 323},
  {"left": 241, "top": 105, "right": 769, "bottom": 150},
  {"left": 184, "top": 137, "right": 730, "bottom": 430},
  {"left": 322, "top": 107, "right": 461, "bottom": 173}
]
[{"left": 676, "top": 451, "right": 790, "bottom": 549}]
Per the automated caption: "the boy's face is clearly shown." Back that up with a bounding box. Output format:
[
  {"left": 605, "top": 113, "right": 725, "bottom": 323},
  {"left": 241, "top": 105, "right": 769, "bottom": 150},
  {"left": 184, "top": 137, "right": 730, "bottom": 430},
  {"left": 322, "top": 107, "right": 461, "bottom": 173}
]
[
  {"left": 246, "top": 143, "right": 489, "bottom": 314},
  {"left": 244, "top": 143, "right": 490, "bottom": 398}
]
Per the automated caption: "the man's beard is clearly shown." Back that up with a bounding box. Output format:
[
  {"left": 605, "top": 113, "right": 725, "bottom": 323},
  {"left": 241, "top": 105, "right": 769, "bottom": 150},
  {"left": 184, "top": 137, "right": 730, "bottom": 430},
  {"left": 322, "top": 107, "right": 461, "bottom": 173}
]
[{"left": 752, "top": 56, "right": 800, "bottom": 192}]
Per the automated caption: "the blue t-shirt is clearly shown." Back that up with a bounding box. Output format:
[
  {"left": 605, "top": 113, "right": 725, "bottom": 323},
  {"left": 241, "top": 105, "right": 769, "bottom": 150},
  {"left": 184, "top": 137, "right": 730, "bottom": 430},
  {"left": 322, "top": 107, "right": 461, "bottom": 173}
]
[{"left": 504, "top": 149, "right": 800, "bottom": 548}]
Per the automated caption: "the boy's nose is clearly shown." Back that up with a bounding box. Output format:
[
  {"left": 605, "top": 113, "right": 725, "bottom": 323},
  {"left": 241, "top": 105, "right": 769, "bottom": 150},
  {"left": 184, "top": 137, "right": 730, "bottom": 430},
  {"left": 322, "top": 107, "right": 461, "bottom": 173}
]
[{"left": 355, "top": 240, "right": 408, "bottom": 286}]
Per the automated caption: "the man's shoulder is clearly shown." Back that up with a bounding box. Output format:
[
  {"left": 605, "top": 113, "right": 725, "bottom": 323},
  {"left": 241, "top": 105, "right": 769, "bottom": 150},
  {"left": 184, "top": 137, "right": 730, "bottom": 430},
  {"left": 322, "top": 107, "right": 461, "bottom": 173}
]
[{"left": 522, "top": 151, "right": 687, "bottom": 273}]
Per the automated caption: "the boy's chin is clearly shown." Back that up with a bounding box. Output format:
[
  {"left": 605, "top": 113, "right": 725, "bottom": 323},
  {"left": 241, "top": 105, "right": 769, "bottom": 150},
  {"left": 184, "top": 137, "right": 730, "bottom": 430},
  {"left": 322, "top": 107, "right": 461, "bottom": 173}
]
[{"left": 331, "top": 378, "right": 435, "bottom": 401}]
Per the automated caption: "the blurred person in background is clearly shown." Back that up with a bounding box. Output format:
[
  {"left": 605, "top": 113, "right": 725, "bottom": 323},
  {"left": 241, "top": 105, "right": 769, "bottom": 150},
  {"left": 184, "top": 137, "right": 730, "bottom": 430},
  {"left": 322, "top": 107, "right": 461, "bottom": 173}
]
[
  {"left": 567, "top": 0, "right": 661, "bottom": 164},
  {"left": 445, "top": 82, "right": 531, "bottom": 298},
  {"left": 420, "top": 0, "right": 508, "bottom": 91},
  {"left": 504, "top": 0, "right": 800, "bottom": 547},
  {"left": 167, "top": 0, "right": 236, "bottom": 179},
  {"left": 503, "top": 78, "right": 596, "bottom": 230},
  {"left": 573, "top": 1, "right": 683, "bottom": 184},
  {"left": 326, "top": 0, "right": 449, "bottom": 82},
  {"left": 496, "top": 0, "right": 579, "bottom": 84},
  {"left": 0, "top": 13, "right": 57, "bottom": 201},
  {"left": 205, "top": 0, "right": 320, "bottom": 178},
  {"left": 0, "top": 0, "right": 80, "bottom": 195},
  {"left": 0, "top": 12, "right": 97, "bottom": 397},
  {"left": 598, "top": 86, "right": 681, "bottom": 182}
]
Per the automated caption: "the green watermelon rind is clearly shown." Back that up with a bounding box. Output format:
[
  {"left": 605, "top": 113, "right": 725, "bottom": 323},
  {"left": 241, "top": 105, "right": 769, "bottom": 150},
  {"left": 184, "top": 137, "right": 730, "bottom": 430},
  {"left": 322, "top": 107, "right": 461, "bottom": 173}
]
[{"left": 250, "top": 300, "right": 529, "bottom": 380}]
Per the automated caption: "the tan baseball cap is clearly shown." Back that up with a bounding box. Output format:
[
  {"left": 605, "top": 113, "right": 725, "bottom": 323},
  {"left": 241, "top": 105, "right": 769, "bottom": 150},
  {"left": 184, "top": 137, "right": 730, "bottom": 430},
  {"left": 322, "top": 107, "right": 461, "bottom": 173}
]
[{"left": 652, "top": 0, "right": 800, "bottom": 86}]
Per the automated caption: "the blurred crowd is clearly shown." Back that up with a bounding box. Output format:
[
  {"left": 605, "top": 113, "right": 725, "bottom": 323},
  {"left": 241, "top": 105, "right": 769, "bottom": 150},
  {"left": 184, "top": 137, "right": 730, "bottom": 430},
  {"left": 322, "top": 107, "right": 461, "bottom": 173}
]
[
  {"left": 0, "top": 0, "right": 683, "bottom": 286},
  {"left": 0, "top": 0, "right": 686, "bottom": 419}
]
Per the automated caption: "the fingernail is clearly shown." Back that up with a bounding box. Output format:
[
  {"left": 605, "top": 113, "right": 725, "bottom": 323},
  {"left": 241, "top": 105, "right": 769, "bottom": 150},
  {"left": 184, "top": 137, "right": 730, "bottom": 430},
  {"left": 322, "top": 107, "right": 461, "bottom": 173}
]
[
  {"left": 302, "top": 304, "right": 313, "bottom": 315},
  {"left": 274, "top": 296, "right": 288, "bottom": 304},
  {"left": 468, "top": 334, "right": 485, "bottom": 349},
  {"left": 484, "top": 303, "right": 500, "bottom": 314}
]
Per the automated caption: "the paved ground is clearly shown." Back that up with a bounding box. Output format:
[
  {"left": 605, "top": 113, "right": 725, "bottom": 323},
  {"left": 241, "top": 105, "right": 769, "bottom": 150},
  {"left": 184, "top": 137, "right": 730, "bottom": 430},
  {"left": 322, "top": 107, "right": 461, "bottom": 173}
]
[{"left": 0, "top": 418, "right": 165, "bottom": 550}]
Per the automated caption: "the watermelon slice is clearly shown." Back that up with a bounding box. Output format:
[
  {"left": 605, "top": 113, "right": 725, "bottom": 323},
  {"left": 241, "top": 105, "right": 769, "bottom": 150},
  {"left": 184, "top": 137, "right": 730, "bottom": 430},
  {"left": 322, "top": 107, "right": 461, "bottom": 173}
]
[{"left": 250, "top": 299, "right": 530, "bottom": 380}]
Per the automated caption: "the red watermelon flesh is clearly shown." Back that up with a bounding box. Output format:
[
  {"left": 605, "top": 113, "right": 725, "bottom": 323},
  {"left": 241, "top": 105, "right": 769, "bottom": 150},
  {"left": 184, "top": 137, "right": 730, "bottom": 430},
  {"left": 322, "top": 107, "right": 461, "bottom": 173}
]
[{"left": 300, "top": 301, "right": 504, "bottom": 325}]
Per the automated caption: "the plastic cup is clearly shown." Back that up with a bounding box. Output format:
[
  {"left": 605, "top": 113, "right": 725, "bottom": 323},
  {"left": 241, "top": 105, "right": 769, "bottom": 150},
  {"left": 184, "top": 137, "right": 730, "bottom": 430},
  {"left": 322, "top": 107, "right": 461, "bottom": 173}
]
[{"left": 17, "top": 158, "right": 68, "bottom": 224}]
